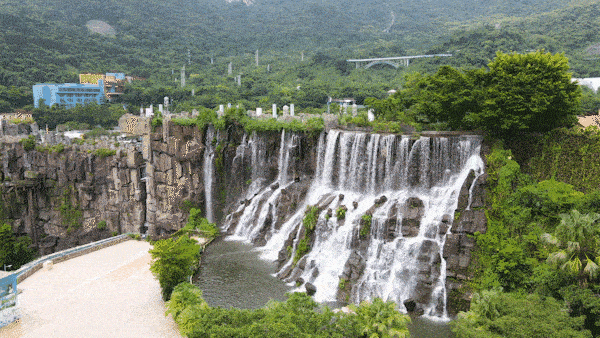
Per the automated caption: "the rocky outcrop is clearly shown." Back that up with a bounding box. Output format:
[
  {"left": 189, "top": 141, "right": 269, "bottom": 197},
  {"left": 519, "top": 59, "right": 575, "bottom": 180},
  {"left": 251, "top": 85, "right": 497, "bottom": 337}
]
[
  {"left": 0, "top": 139, "right": 146, "bottom": 255},
  {"left": 444, "top": 170, "right": 488, "bottom": 315}
]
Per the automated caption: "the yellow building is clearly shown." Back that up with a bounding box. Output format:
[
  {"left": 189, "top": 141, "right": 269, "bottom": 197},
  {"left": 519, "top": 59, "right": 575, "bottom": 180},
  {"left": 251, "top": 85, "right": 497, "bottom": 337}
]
[{"left": 79, "top": 73, "right": 126, "bottom": 102}]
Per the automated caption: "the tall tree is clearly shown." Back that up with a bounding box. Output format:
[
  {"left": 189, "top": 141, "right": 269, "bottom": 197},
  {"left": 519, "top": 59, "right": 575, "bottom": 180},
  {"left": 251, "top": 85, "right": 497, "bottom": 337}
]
[
  {"left": 149, "top": 235, "right": 201, "bottom": 300},
  {"left": 469, "top": 51, "right": 580, "bottom": 136}
]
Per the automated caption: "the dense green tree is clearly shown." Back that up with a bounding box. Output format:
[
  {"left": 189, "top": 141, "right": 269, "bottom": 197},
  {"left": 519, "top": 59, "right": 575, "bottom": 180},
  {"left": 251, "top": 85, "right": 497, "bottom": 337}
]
[
  {"left": 149, "top": 235, "right": 201, "bottom": 300},
  {"left": 468, "top": 51, "right": 580, "bottom": 136},
  {"left": 0, "top": 223, "right": 36, "bottom": 270},
  {"left": 413, "top": 66, "right": 483, "bottom": 130}
]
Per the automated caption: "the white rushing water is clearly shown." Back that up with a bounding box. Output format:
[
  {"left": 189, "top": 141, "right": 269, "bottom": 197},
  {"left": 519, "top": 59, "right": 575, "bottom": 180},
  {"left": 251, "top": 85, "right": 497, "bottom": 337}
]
[
  {"left": 203, "top": 126, "right": 216, "bottom": 223},
  {"left": 222, "top": 130, "right": 484, "bottom": 319}
]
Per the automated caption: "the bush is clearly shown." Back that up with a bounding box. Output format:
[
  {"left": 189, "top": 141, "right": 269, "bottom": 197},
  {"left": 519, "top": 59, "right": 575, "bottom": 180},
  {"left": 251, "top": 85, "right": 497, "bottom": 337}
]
[
  {"left": 360, "top": 214, "right": 372, "bottom": 238},
  {"left": 36, "top": 143, "right": 66, "bottom": 154},
  {"left": 19, "top": 135, "right": 36, "bottom": 151},
  {"left": 336, "top": 206, "right": 347, "bottom": 219},
  {"left": 96, "top": 220, "right": 107, "bottom": 230},
  {"left": 0, "top": 223, "right": 36, "bottom": 270},
  {"left": 166, "top": 284, "right": 411, "bottom": 338},
  {"left": 149, "top": 235, "right": 202, "bottom": 300},
  {"left": 172, "top": 208, "right": 219, "bottom": 239},
  {"left": 294, "top": 238, "right": 310, "bottom": 265},
  {"left": 451, "top": 290, "right": 591, "bottom": 338},
  {"left": 302, "top": 205, "right": 319, "bottom": 232},
  {"left": 94, "top": 148, "right": 116, "bottom": 158},
  {"left": 58, "top": 187, "right": 83, "bottom": 231}
]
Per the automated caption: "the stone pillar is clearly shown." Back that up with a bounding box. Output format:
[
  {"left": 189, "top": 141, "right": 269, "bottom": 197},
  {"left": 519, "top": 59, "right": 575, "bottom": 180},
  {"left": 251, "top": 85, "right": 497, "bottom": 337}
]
[
  {"left": 145, "top": 162, "right": 157, "bottom": 237},
  {"left": 352, "top": 103, "right": 358, "bottom": 116},
  {"left": 227, "top": 103, "right": 231, "bottom": 109},
  {"left": 140, "top": 106, "right": 144, "bottom": 115},
  {"left": 290, "top": 104, "right": 295, "bottom": 116},
  {"left": 237, "top": 75, "right": 241, "bottom": 86},
  {"left": 192, "top": 89, "right": 195, "bottom": 96},
  {"left": 163, "top": 115, "right": 171, "bottom": 140},
  {"left": 256, "top": 107, "right": 262, "bottom": 116},
  {"left": 272, "top": 104, "right": 277, "bottom": 118},
  {"left": 228, "top": 62, "right": 232, "bottom": 75},
  {"left": 283, "top": 105, "right": 289, "bottom": 115},
  {"left": 159, "top": 104, "right": 163, "bottom": 114},
  {"left": 343, "top": 102, "right": 348, "bottom": 115}
]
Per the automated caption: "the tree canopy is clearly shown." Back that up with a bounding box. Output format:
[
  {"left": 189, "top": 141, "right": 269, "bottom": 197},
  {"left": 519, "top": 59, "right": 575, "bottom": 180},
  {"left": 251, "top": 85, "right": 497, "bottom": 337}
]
[
  {"left": 369, "top": 51, "right": 581, "bottom": 137},
  {"left": 471, "top": 51, "right": 580, "bottom": 136}
]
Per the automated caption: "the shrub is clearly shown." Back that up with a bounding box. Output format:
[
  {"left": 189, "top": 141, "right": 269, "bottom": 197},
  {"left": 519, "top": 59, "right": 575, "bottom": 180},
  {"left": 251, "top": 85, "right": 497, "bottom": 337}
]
[
  {"left": 166, "top": 286, "right": 411, "bottom": 338},
  {"left": 294, "top": 238, "right": 311, "bottom": 265},
  {"left": 302, "top": 205, "right": 319, "bottom": 232},
  {"left": 336, "top": 206, "right": 347, "bottom": 220},
  {"left": 360, "top": 214, "right": 372, "bottom": 238},
  {"left": 94, "top": 148, "right": 116, "bottom": 158},
  {"left": 173, "top": 208, "right": 219, "bottom": 240},
  {"left": 36, "top": 143, "right": 66, "bottom": 154},
  {"left": 97, "top": 220, "right": 107, "bottom": 230},
  {"left": 149, "top": 235, "right": 201, "bottom": 300},
  {"left": 19, "top": 135, "right": 36, "bottom": 151},
  {"left": 451, "top": 290, "right": 590, "bottom": 338}
]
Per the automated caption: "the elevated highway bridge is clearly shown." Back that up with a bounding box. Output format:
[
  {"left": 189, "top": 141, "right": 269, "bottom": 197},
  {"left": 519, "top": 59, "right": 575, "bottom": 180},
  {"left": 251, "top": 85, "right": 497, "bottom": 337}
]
[{"left": 347, "top": 54, "right": 452, "bottom": 69}]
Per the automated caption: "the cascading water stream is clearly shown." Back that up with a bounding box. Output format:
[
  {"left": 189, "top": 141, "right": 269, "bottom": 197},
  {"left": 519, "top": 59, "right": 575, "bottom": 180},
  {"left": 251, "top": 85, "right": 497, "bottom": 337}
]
[
  {"left": 203, "top": 126, "right": 216, "bottom": 223},
  {"left": 224, "top": 130, "right": 484, "bottom": 319},
  {"left": 224, "top": 130, "right": 299, "bottom": 242}
]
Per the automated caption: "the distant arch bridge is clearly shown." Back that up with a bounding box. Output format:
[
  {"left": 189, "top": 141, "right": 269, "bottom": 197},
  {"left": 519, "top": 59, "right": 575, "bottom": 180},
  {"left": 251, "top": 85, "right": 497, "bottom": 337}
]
[{"left": 347, "top": 54, "right": 452, "bottom": 69}]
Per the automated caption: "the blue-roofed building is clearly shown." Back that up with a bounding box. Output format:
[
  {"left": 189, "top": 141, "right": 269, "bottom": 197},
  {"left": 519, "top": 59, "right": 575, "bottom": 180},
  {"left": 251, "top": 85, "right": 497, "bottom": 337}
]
[{"left": 32, "top": 80, "right": 105, "bottom": 108}]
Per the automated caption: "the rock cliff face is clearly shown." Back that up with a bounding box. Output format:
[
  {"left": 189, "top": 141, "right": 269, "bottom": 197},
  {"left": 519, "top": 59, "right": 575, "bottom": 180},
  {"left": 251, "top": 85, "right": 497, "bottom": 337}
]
[
  {"left": 0, "top": 120, "right": 487, "bottom": 315},
  {"left": 0, "top": 139, "right": 146, "bottom": 255}
]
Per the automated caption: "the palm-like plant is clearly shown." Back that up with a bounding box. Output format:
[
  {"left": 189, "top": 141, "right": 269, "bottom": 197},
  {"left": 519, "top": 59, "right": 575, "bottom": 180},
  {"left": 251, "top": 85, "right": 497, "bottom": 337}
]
[{"left": 544, "top": 209, "right": 600, "bottom": 287}]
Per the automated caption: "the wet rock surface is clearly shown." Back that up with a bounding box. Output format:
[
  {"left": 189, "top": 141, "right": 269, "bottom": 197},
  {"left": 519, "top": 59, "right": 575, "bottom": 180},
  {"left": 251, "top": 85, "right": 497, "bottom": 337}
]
[{"left": 0, "top": 122, "right": 486, "bottom": 318}]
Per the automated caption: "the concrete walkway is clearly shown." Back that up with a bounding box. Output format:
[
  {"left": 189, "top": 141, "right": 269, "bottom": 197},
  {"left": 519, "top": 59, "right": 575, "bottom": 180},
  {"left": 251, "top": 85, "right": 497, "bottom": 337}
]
[{"left": 0, "top": 240, "right": 182, "bottom": 338}]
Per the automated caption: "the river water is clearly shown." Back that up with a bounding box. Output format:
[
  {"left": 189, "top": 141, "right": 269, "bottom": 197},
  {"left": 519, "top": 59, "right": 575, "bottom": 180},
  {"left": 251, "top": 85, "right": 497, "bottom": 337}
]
[{"left": 195, "top": 238, "right": 454, "bottom": 337}]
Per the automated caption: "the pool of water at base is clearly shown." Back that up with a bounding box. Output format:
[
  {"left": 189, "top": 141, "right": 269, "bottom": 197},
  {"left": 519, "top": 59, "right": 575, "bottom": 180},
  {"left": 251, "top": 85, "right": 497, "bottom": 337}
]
[{"left": 195, "top": 237, "right": 454, "bottom": 338}]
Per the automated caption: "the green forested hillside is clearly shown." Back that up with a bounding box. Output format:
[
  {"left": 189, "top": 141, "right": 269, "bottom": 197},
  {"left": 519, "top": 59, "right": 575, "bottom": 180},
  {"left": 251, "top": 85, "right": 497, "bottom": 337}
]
[
  {"left": 1, "top": 0, "right": 600, "bottom": 119},
  {"left": 0, "top": 0, "right": 585, "bottom": 86},
  {"left": 429, "top": 1, "right": 600, "bottom": 76}
]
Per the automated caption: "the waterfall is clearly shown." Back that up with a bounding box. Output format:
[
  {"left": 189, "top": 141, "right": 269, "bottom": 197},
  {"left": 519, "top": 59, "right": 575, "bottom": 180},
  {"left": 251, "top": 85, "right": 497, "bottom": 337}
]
[
  {"left": 224, "top": 130, "right": 300, "bottom": 243},
  {"left": 203, "top": 126, "right": 216, "bottom": 222},
  {"left": 224, "top": 130, "right": 484, "bottom": 319}
]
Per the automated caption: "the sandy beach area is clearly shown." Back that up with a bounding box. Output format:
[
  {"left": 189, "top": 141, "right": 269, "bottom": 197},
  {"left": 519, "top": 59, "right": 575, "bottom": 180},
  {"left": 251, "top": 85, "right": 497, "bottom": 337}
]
[{"left": 0, "top": 240, "right": 182, "bottom": 338}]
